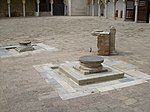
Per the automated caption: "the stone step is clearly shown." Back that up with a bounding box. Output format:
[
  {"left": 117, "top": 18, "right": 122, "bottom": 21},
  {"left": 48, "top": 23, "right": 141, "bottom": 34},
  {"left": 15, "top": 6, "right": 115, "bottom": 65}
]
[
  {"left": 40, "top": 12, "right": 51, "bottom": 16},
  {"left": 59, "top": 63, "right": 124, "bottom": 85}
]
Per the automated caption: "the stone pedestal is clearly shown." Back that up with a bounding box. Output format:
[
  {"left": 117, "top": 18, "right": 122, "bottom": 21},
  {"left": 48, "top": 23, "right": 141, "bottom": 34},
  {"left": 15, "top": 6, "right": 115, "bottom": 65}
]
[
  {"left": 15, "top": 40, "right": 34, "bottom": 52},
  {"left": 92, "top": 31, "right": 110, "bottom": 56},
  {"left": 74, "top": 55, "right": 108, "bottom": 75},
  {"left": 92, "top": 26, "right": 118, "bottom": 56}
]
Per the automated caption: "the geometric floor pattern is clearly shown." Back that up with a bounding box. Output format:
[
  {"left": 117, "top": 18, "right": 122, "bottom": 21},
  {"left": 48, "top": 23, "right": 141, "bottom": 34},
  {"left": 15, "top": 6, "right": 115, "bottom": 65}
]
[
  {"left": 33, "top": 57, "right": 150, "bottom": 100},
  {"left": 0, "top": 43, "right": 58, "bottom": 58}
]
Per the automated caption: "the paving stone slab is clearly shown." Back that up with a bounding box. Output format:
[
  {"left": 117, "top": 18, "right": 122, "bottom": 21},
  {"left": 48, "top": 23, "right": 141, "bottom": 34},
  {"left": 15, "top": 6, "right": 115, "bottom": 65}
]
[
  {"left": 0, "top": 43, "right": 58, "bottom": 58},
  {"left": 33, "top": 58, "right": 150, "bottom": 100}
]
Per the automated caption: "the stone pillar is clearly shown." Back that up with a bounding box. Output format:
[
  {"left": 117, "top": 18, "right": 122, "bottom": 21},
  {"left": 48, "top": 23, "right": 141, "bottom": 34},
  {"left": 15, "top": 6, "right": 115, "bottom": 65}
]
[
  {"left": 110, "top": 26, "right": 117, "bottom": 55},
  {"left": 92, "top": 0, "right": 94, "bottom": 16},
  {"left": 113, "top": 0, "right": 116, "bottom": 20},
  {"left": 64, "top": 4, "right": 67, "bottom": 16},
  {"left": 123, "top": 0, "right": 126, "bottom": 21},
  {"left": 51, "top": 0, "right": 53, "bottom": 16},
  {"left": 36, "top": 0, "right": 40, "bottom": 16},
  {"left": 104, "top": 0, "right": 108, "bottom": 18},
  {"left": 91, "top": 31, "right": 110, "bottom": 56},
  {"left": 98, "top": 0, "right": 101, "bottom": 17},
  {"left": 22, "top": 0, "right": 26, "bottom": 17},
  {"left": 135, "top": 0, "right": 139, "bottom": 23},
  {"left": 7, "top": 0, "right": 11, "bottom": 17}
]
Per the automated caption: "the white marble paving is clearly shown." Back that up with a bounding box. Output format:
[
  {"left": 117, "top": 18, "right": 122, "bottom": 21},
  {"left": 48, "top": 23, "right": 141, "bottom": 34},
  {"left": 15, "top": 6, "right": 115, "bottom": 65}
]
[
  {"left": 0, "top": 43, "right": 58, "bottom": 58},
  {"left": 33, "top": 58, "right": 150, "bottom": 100}
]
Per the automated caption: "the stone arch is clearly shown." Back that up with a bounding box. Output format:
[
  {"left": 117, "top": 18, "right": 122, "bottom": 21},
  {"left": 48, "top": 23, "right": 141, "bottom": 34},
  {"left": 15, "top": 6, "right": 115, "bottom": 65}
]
[
  {"left": 53, "top": 0, "right": 64, "bottom": 15},
  {"left": 0, "top": 0, "right": 7, "bottom": 17},
  {"left": 11, "top": 0, "right": 23, "bottom": 17}
]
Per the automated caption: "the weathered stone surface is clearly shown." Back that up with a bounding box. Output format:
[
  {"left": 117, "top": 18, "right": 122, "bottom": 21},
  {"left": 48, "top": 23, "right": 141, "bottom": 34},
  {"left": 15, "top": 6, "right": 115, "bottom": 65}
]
[
  {"left": 97, "top": 34, "right": 110, "bottom": 56},
  {"left": 15, "top": 46, "right": 34, "bottom": 52},
  {"left": 77, "top": 55, "right": 107, "bottom": 75},
  {"left": 79, "top": 55, "right": 104, "bottom": 64},
  {"left": 19, "top": 40, "right": 31, "bottom": 46}
]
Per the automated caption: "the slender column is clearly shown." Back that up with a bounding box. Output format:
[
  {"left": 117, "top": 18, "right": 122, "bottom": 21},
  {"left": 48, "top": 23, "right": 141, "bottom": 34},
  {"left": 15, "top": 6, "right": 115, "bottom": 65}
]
[
  {"left": 123, "top": 0, "right": 126, "bottom": 21},
  {"left": 113, "top": 0, "right": 116, "bottom": 20},
  {"left": 64, "top": 4, "right": 66, "bottom": 15},
  {"left": 135, "top": 0, "right": 138, "bottom": 23},
  {"left": 51, "top": 0, "right": 53, "bottom": 16},
  {"left": 104, "top": 0, "right": 108, "bottom": 18},
  {"left": 92, "top": 0, "right": 94, "bottom": 16},
  {"left": 110, "top": 26, "right": 118, "bottom": 55},
  {"left": 98, "top": 0, "right": 101, "bottom": 17},
  {"left": 36, "top": 0, "right": 40, "bottom": 16},
  {"left": 7, "top": 0, "right": 11, "bottom": 17},
  {"left": 22, "top": 0, "right": 26, "bottom": 17}
]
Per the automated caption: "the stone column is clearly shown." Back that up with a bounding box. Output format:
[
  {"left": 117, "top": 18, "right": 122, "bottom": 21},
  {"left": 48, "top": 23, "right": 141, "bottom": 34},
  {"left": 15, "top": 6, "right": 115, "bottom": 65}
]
[
  {"left": 7, "top": 0, "right": 11, "bottom": 17},
  {"left": 123, "top": 0, "right": 126, "bottom": 21},
  {"left": 104, "top": 0, "right": 108, "bottom": 18},
  {"left": 135, "top": 0, "right": 139, "bottom": 23},
  {"left": 113, "top": 0, "right": 116, "bottom": 20},
  {"left": 51, "top": 0, "right": 53, "bottom": 16},
  {"left": 22, "top": 0, "right": 26, "bottom": 17},
  {"left": 64, "top": 4, "right": 67, "bottom": 16},
  {"left": 92, "top": 0, "right": 94, "bottom": 16},
  {"left": 98, "top": 0, "right": 101, "bottom": 17},
  {"left": 36, "top": 0, "right": 40, "bottom": 16},
  {"left": 110, "top": 26, "right": 117, "bottom": 55}
]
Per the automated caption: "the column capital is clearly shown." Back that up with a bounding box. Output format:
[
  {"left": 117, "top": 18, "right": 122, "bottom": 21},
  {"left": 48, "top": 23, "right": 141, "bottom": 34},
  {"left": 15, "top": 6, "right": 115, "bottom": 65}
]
[
  {"left": 37, "top": 0, "right": 40, "bottom": 4},
  {"left": 123, "top": 0, "right": 126, "bottom": 3},
  {"left": 51, "top": 0, "right": 53, "bottom": 4},
  {"left": 91, "top": 0, "right": 94, "bottom": 5},
  {"left": 135, "top": 0, "right": 139, "bottom": 5},
  {"left": 7, "top": 0, "right": 11, "bottom": 4},
  {"left": 22, "top": 0, "right": 26, "bottom": 4},
  {"left": 104, "top": 0, "right": 108, "bottom": 4}
]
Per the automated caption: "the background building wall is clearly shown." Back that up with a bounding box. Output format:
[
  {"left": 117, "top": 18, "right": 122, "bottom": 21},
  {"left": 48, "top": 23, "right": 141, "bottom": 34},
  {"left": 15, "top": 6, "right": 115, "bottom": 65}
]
[
  {"left": 107, "top": 0, "right": 114, "bottom": 18},
  {"left": 71, "top": 0, "right": 87, "bottom": 16},
  {"left": 0, "top": 0, "right": 8, "bottom": 17},
  {"left": 26, "top": 0, "right": 36, "bottom": 16},
  {"left": 116, "top": 0, "right": 123, "bottom": 18}
]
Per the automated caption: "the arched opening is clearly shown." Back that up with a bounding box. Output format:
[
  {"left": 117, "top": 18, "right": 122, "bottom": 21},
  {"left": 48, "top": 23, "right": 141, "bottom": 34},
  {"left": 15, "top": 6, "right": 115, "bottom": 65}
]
[
  {"left": 11, "top": 0, "right": 22, "bottom": 17},
  {"left": 53, "top": 0, "right": 64, "bottom": 15},
  {"left": 40, "top": 0, "right": 50, "bottom": 12},
  {"left": 0, "top": 0, "right": 7, "bottom": 17}
]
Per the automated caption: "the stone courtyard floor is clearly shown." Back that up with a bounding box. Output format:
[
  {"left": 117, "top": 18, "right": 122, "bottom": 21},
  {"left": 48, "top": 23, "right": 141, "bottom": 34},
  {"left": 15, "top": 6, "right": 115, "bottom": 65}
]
[{"left": 0, "top": 16, "right": 150, "bottom": 112}]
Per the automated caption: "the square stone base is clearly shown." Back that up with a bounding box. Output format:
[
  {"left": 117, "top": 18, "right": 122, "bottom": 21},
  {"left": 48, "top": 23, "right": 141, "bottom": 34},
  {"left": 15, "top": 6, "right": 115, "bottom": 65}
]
[{"left": 59, "top": 63, "right": 124, "bottom": 85}]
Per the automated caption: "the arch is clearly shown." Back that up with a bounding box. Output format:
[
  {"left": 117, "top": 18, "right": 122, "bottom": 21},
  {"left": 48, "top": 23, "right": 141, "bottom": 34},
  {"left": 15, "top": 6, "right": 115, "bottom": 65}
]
[
  {"left": 53, "top": 0, "right": 64, "bottom": 15},
  {"left": 0, "top": 0, "right": 7, "bottom": 17}
]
